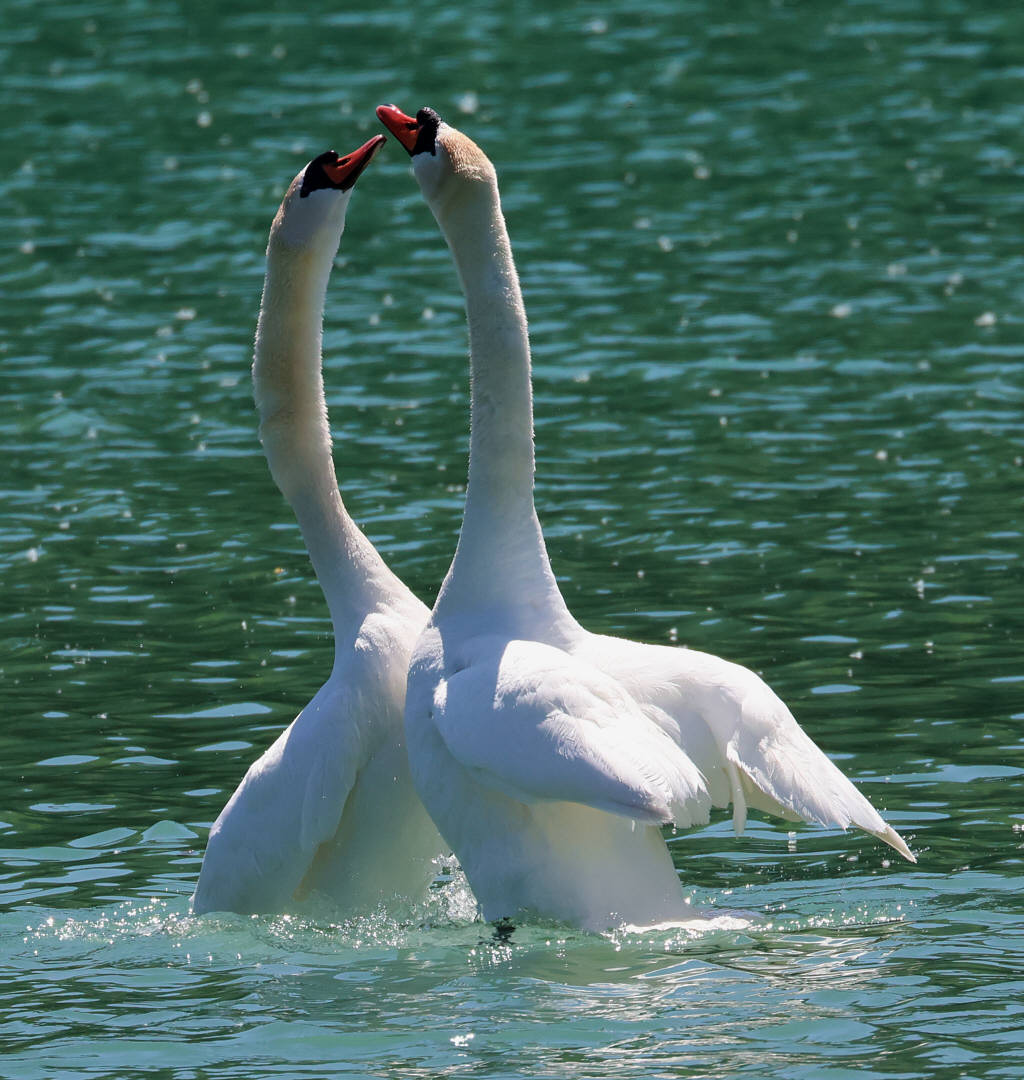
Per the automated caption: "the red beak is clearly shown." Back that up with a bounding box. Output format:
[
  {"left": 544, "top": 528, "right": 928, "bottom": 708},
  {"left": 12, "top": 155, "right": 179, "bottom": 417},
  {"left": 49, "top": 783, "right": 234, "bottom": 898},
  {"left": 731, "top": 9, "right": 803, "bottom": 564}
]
[
  {"left": 376, "top": 104, "right": 419, "bottom": 154},
  {"left": 323, "top": 134, "right": 386, "bottom": 190}
]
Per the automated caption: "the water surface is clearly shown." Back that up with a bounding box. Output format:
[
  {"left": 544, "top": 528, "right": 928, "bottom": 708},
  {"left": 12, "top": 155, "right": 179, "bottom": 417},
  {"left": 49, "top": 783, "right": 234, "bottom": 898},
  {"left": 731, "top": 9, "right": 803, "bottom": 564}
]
[{"left": 2, "top": 1, "right": 1022, "bottom": 1076}]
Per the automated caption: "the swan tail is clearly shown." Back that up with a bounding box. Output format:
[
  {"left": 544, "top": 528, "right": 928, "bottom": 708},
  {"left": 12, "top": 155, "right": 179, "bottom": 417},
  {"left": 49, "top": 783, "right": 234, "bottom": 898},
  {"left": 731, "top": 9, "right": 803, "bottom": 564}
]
[{"left": 723, "top": 685, "right": 915, "bottom": 862}]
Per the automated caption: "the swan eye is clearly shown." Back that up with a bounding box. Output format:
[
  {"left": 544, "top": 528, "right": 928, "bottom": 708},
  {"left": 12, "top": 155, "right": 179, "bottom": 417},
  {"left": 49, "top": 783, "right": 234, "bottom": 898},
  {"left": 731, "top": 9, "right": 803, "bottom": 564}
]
[
  {"left": 300, "top": 150, "right": 344, "bottom": 198},
  {"left": 412, "top": 107, "right": 441, "bottom": 157},
  {"left": 376, "top": 103, "right": 441, "bottom": 157},
  {"left": 299, "top": 139, "right": 383, "bottom": 198}
]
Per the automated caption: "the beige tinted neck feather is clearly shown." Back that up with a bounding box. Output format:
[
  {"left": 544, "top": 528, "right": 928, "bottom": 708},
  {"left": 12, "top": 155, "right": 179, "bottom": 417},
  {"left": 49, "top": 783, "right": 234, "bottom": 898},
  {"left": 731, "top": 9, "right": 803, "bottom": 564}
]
[{"left": 443, "top": 129, "right": 496, "bottom": 184}]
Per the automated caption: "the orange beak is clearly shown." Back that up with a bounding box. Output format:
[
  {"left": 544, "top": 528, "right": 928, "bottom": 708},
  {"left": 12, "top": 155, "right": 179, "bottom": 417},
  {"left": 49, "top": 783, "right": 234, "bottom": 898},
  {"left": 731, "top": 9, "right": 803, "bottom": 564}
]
[
  {"left": 376, "top": 104, "right": 420, "bottom": 154},
  {"left": 323, "top": 134, "right": 387, "bottom": 190}
]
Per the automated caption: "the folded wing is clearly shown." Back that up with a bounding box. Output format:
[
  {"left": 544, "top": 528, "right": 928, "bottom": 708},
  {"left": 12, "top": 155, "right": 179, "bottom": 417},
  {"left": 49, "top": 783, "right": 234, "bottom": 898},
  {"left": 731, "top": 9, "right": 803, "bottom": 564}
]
[
  {"left": 577, "top": 634, "right": 915, "bottom": 862},
  {"left": 430, "top": 637, "right": 712, "bottom": 829},
  {"left": 191, "top": 678, "right": 371, "bottom": 914}
]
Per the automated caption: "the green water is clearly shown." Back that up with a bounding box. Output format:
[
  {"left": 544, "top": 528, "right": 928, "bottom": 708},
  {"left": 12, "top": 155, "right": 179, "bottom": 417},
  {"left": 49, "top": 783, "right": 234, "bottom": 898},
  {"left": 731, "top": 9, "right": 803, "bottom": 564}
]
[{"left": 2, "top": 0, "right": 1022, "bottom": 1076}]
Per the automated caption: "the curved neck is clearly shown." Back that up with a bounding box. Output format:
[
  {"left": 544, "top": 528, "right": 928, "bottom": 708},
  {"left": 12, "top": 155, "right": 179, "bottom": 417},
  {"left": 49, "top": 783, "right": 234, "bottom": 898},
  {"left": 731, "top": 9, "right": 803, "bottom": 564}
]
[
  {"left": 253, "top": 227, "right": 408, "bottom": 639},
  {"left": 431, "top": 181, "right": 570, "bottom": 631}
]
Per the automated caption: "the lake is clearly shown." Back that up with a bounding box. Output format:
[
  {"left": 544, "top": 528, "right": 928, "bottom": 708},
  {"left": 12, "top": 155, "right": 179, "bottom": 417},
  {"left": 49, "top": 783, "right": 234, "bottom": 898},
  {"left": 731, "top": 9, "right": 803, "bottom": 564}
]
[{"left": 2, "top": 0, "right": 1022, "bottom": 1076}]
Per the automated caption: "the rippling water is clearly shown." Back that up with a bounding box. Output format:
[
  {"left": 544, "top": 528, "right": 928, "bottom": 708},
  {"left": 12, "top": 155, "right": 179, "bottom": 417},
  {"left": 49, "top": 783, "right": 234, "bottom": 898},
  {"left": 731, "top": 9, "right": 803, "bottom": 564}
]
[{"left": 2, "top": 0, "right": 1023, "bottom": 1076}]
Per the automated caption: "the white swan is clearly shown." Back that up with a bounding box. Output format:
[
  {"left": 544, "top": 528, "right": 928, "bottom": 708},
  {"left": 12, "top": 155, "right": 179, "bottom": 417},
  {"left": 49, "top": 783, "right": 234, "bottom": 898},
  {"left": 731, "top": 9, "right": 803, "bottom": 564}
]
[
  {"left": 191, "top": 137, "right": 443, "bottom": 916},
  {"left": 377, "top": 104, "right": 915, "bottom": 931}
]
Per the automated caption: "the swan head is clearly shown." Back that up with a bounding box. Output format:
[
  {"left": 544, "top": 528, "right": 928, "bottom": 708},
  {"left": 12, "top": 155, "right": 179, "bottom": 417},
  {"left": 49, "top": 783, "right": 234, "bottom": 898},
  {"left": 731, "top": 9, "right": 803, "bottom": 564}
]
[
  {"left": 270, "top": 136, "right": 385, "bottom": 250},
  {"left": 376, "top": 104, "right": 496, "bottom": 210}
]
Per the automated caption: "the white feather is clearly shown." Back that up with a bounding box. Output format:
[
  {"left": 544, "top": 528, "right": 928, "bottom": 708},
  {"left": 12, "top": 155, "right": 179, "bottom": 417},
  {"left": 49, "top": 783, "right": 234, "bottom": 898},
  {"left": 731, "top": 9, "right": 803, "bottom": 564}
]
[
  {"left": 384, "top": 106, "right": 914, "bottom": 931},
  {"left": 191, "top": 147, "right": 444, "bottom": 916}
]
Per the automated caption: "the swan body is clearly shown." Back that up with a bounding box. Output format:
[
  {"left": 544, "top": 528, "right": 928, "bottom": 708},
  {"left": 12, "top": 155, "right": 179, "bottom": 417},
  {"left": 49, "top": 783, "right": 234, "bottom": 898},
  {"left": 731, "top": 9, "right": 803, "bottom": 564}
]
[
  {"left": 377, "top": 105, "right": 914, "bottom": 931},
  {"left": 192, "top": 139, "right": 443, "bottom": 916}
]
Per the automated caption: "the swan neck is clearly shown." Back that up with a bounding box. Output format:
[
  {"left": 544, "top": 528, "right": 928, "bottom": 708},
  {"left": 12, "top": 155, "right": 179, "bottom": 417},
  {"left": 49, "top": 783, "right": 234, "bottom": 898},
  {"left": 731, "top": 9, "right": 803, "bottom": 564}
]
[
  {"left": 253, "top": 226, "right": 405, "bottom": 634},
  {"left": 442, "top": 186, "right": 535, "bottom": 498},
  {"left": 432, "top": 181, "right": 569, "bottom": 628}
]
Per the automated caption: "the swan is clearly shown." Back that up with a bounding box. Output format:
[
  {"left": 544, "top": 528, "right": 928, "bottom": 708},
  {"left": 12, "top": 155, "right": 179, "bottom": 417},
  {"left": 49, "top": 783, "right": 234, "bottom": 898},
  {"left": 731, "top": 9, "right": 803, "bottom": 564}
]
[
  {"left": 191, "top": 136, "right": 444, "bottom": 916},
  {"left": 376, "top": 104, "right": 915, "bottom": 931}
]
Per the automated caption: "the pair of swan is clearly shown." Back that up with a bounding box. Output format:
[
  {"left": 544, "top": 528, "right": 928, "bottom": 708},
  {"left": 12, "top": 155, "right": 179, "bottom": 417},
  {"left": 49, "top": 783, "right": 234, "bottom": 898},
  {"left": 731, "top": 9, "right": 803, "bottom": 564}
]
[{"left": 191, "top": 110, "right": 914, "bottom": 928}]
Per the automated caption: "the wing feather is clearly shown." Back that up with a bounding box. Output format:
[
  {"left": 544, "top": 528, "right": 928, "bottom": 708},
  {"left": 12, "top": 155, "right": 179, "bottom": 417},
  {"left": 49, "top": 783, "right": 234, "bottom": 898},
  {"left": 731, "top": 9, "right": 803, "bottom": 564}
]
[
  {"left": 431, "top": 638, "right": 711, "bottom": 828},
  {"left": 577, "top": 634, "right": 915, "bottom": 862},
  {"left": 191, "top": 678, "right": 372, "bottom": 914}
]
